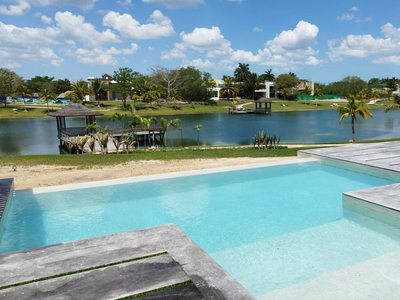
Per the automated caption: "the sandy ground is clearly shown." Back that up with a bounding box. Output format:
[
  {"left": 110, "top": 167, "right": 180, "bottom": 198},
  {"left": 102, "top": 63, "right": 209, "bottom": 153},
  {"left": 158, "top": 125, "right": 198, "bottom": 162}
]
[{"left": 2, "top": 157, "right": 297, "bottom": 190}]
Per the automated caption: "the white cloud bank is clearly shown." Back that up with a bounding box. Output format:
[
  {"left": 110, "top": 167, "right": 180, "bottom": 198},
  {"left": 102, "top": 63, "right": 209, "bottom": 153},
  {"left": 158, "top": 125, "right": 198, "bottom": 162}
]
[
  {"left": 0, "top": 0, "right": 98, "bottom": 15},
  {"left": 142, "top": 0, "right": 204, "bottom": 9}
]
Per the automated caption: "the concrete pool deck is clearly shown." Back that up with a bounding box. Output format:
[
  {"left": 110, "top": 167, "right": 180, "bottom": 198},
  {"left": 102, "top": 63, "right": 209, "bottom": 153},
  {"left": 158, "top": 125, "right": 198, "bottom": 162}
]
[{"left": 0, "top": 224, "right": 255, "bottom": 300}]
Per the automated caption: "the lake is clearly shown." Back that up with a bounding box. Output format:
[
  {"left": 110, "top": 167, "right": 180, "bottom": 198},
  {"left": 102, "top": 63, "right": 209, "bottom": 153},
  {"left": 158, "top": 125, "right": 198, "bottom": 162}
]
[{"left": 0, "top": 109, "right": 399, "bottom": 155}]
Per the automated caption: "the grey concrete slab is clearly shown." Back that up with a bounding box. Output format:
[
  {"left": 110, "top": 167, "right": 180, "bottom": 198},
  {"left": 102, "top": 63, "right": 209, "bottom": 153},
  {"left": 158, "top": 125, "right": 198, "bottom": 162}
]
[
  {"left": 139, "top": 284, "right": 205, "bottom": 300},
  {"left": 0, "top": 254, "right": 190, "bottom": 300},
  {"left": 0, "top": 224, "right": 255, "bottom": 300},
  {"left": 0, "top": 178, "right": 14, "bottom": 236}
]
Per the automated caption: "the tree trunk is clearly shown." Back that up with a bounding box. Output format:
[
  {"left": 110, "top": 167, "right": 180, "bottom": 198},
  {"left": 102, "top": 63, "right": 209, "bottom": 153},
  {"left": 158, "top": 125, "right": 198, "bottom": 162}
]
[
  {"left": 352, "top": 116, "right": 355, "bottom": 142},
  {"left": 47, "top": 100, "right": 50, "bottom": 113}
]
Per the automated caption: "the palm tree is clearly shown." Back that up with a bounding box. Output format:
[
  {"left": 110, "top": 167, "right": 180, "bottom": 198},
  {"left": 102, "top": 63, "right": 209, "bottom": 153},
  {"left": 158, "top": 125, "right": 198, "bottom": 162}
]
[
  {"left": 160, "top": 117, "right": 181, "bottom": 146},
  {"left": 245, "top": 73, "right": 261, "bottom": 100},
  {"left": 15, "top": 84, "right": 31, "bottom": 112},
  {"left": 337, "top": 95, "right": 374, "bottom": 142},
  {"left": 384, "top": 94, "right": 400, "bottom": 112},
  {"left": 40, "top": 88, "right": 56, "bottom": 113},
  {"left": 220, "top": 77, "right": 239, "bottom": 100},
  {"left": 193, "top": 124, "right": 202, "bottom": 146},
  {"left": 66, "top": 80, "right": 93, "bottom": 103},
  {"left": 91, "top": 78, "right": 107, "bottom": 107},
  {"left": 110, "top": 112, "right": 125, "bottom": 130},
  {"left": 140, "top": 116, "right": 157, "bottom": 148},
  {"left": 234, "top": 63, "right": 250, "bottom": 83},
  {"left": 259, "top": 69, "right": 275, "bottom": 82}
]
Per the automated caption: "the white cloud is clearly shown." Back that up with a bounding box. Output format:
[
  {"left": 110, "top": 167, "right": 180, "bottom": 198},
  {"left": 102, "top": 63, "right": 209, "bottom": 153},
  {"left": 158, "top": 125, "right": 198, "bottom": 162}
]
[
  {"left": 148, "top": 46, "right": 154, "bottom": 51},
  {"left": 355, "top": 16, "right": 372, "bottom": 23},
  {"left": 118, "top": 0, "right": 132, "bottom": 6},
  {"left": 183, "top": 58, "right": 214, "bottom": 69},
  {"left": 161, "top": 43, "right": 186, "bottom": 60},
  {"left": 0, "top": 21, "right": 63, "bottom": 67},
  {"left": 142, "top": 0, "right": 204, "bottom": 8},
  {"left": 350, "top": 6, "right": 358, "bottom": 11},
  {"left": 180, "top": 26, "right": 231, "bottom": 52},
  {"left": 338, "top": 13, "right": 355, "bottom": 21},
  {"left": 327, "top": 23, "right": 400, "bottom": 62},
  {"left": 103, "top": 10, "right": 175, "bottom": 39},
  {"left": 0, "top": 0, "right": 30, "bottom": 16},
  {"left": 252, "top": 27, "right": 263, "bottom": 32},
  {"left": 41, "top": 15, "right": 52, "bottom": 24},
  {"left": 373, "top": 56, "right": 400, "bottom": 64},
  {"left": 266, "top": 21, "right": 319, "bottom": 53},
  {"left": 55, "top": 11, "right": 120, "bottom": 48}
]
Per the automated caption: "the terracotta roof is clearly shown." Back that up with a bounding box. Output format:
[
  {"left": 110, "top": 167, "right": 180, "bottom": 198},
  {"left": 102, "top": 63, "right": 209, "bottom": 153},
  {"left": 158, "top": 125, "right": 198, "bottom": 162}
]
[{"left": 48, "top": 103, "right": 103, "bottom": 117}]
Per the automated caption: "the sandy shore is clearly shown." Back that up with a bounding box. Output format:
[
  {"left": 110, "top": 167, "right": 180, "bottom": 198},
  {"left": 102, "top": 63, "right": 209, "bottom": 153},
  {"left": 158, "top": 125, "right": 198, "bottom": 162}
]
[{"left": 2, "top": 157, "right": 297, "bottom": 190}]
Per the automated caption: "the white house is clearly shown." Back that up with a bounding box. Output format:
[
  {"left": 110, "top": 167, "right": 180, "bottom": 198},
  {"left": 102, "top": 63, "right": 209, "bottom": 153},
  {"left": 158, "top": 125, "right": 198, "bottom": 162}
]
[{"left": 86, "top": 76, "right": 119, "bottom": 101}]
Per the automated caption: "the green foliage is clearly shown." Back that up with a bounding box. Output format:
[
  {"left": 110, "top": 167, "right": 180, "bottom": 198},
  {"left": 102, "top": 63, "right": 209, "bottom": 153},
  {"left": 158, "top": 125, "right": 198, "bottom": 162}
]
[
  {"left": 274, "top": 74, "right": 300, "bottom": 98},
  {"left": 66, "top": 80, "right": 92, "bottom": 103},
  {"left": 91, "top": 78, "right": 107, "bottom": 106},
  {"left": 234, "top": 63, "right": 251, "bottom": 83},
  {"left": 26, "top": 75, "right": 54, "bottom": 93},
  {"left": 220, "top": 76, "right": 239, "bottom": 99},
  {"left": 0, "top": 68, "right": 22, "bottom": 106},
  {"left": 39, "top": 88, "right": 56, "bottom": 113},
  {"left": 177, "top": 66, "right": 209, "bottom": 101},
  {"left": 384, "top": 94, "right": 400, "bottom": 112},
  {"left": 113, "top": 67, "right": 142, "bottom": 108},
  {"left": 259, "top": 69, "right": 275, "bottom": 82},
  {"left": 53, "top": 79, "right": 71, "bottom": 95},
  {"left": 323, "top": 76, "right": 367, "bottom": 97},
  {"left": 337, "top": 95, "right": 374, "bottom": 141}
]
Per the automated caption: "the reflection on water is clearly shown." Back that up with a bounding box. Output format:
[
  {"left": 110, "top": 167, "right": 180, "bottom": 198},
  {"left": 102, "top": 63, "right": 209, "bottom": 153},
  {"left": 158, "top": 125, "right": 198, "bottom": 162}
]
[{"left": 0, "top": 109, "right": 399, "bottom": 155}]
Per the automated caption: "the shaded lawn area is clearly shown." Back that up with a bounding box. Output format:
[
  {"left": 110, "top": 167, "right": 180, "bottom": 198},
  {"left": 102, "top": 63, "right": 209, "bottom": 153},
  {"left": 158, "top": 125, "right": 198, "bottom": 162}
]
[{"left": 0, "top": 147, "right": 315, "bottom": 168}]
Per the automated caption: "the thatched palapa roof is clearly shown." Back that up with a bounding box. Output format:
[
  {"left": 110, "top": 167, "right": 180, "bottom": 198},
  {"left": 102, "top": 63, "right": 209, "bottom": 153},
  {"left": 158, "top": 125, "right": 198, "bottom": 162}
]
[
  {"left": 48, "top": 103, "right": 103, "bottom": 117},
  {"left": 255, "top": 97, "right": 272, "bottom": 103}
]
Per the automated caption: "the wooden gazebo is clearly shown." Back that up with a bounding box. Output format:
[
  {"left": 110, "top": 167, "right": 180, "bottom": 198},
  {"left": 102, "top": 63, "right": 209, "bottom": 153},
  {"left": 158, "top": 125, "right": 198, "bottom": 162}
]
[
  {"left": 254, "top": 98, "right": 272, "bottom": 114},
  {"left": 48, "top": 103, "right": 103, "bottom": 145}
]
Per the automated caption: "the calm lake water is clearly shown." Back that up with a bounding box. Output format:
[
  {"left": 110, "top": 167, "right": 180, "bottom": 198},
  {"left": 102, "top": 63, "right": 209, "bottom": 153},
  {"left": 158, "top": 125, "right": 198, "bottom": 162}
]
[{"left": 0, "top": 109, "right": 399, "bottom": 155}]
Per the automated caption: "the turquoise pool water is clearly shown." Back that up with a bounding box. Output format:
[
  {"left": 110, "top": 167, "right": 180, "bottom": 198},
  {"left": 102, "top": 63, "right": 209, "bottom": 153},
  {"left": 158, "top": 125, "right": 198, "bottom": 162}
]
[{"left": 1, "top": 161, "right": 400, "bottom": 297}]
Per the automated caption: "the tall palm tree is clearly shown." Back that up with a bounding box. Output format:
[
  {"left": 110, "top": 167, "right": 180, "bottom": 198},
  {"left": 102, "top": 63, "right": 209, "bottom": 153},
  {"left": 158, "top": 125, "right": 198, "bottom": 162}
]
[
  {"left": 66, "top": 80, "right": 93, "bottom": 103},
  {"left": 40, "top": 88, "right": 56, "bottom": 113},
  {"left": 160, "top": 117, "right": 181, "bottom": 146},
  {"left": 220, "top": 77, "right": 239, "bottom": 100},
  {"left": 245, "top": 73, "right": 261, "bottom": 100},
  {"left": 91, "top": 78, "right": 107, "bottom": 107},
  {"left": 193, "top": 124, "right": 202, "bottom": 147},
  {"left": 384, "top": 94, "right": 400, "bottom": 112},
  {"left": 15, "top": 84, "right": 31, "bottom": 112},
  {"left": 337, "top": 95, "right": 374, "bottom": 142},
  {"left": 259, "top": 69, "right": 275, "bottom": 82},
  {"left": 140, "top": 116, "right": 157, "bottom": 148},
  {"left": 234, "top": 63, "right": 250, "bottom": 83}
]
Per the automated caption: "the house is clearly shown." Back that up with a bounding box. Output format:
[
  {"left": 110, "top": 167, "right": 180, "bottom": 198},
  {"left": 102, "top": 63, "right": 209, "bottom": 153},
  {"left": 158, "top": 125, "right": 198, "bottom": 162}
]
[{"left": 87, "top": 76, "right": 119, "bottom": 101}]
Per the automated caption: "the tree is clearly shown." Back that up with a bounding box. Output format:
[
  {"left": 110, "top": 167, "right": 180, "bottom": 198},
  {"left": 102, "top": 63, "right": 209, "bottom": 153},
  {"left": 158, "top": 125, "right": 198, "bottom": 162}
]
[
  {"left": 220, "top": 76, "right": 239, "bottom": 100},
  {"left": 40, "top": 88, "right": 56, "bottom": 113},
  {"left": 140, "top": 117, "right": 157, "bottom": 148},
  {"left": 177, "top": 67, "right": 209, "bottom": 102},
  {"left": 259, "top": 69, "right": 275, "bottom": 82},
  {"left": 53, "top": 79, "right": 71, "bottom": 95},
  {"left": 384, "top": 94, "right": 400, "bottom": 112},
  {"left": 244, "top": 73, "right": 261, "bottom": 100},
  {"left": 91, "top": 78, "right": 107, "bottom": 107},
  {"left": 113, "top": 67, "right": 140, "bottom": 109},
  {"left": 193, "top": 124, "right": 202, "bottom": 146},
  {"left": 368, "top": 78, "right": 383, "bottom": 89},
  {"left": 15, "top": 84, "right": 31, "bottom": 112},
  {"left": 274, "top": 74, "right": 299, "bottom": 99},
  {"left": 234, "top": 63, "right": 250, "bottom": 83},
  {"left": 66, "top": 80, "right": 92, "bottom": 103},
  {"left": 26, "top": 76, "right": 54, "bottom": 93},
  {"left": 381, "top": 77, "right": 398, "bottom": 91},
  {"left": 150, "top": 66, "right": 185, "bottom": 100},
  {"left": 337, "top": 95, "right": 374, "bottom": 142},
  {"left": 159, "top": 117, "right": 181, "bottom": 146},
  {"left": 0, "top": 68, "right": 22, "bottom": 107}
]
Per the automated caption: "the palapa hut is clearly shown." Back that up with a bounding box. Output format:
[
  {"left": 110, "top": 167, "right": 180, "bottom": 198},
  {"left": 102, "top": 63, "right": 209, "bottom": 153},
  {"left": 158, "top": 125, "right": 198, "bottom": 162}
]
[
  {"left": 48, "top": 103, "right": 103, "bottom": 145},
  {"left": 254, "top": 98, "right": 272, "bottom": 114}
]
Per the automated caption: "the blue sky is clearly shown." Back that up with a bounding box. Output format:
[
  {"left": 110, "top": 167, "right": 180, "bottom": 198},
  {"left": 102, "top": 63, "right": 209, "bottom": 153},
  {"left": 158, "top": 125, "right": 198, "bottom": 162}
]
[{"left": 1, "top": 0, "right": 400, "bottom": 83}]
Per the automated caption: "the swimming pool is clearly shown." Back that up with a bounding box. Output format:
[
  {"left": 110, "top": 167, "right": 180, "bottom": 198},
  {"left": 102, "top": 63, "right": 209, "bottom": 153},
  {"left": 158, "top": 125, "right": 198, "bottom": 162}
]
[{"left": 1, "top": 160, "right": 400, "bottom": 297}]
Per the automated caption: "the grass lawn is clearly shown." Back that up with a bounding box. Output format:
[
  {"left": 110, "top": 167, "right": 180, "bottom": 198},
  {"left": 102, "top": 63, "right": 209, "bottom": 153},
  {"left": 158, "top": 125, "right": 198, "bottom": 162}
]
[
  {"left": 0, "top": 146, "right": 314, "bottom": 168},
  {"left": 0, "top": 98, "right": 392, "bottom": 119}
]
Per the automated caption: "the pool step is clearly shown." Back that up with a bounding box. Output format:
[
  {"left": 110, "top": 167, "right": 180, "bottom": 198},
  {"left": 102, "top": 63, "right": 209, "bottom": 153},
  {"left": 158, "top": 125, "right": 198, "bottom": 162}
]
[
  {"left": 0, "top": 254, "right": 205, "bottom": 300},
  {"left": 0, "top": 178, "right": 14, "bottom": 236}
]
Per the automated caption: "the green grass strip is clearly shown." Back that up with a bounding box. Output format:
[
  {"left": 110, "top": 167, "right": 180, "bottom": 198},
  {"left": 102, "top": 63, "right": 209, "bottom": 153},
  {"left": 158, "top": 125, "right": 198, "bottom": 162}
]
[
  {"left": 0, "top": 251, "right": 168, "bottom": 291},
  {"left": 117, "top": 280, "right": 193, "bottom": 299}
]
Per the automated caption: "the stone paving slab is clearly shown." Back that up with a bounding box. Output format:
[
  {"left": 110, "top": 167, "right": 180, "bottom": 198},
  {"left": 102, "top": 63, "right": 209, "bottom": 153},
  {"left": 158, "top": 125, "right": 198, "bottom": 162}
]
[
  {"left": 140, "top": 284, "right": 205, "bottom": 300},
  {"left": 0, "top": 224, "right": 255, "bottom": 300},
  {"left": 0, "top": 254, "right": 190, "bottom": 300},
  {"left": 0, "top": 178, "right": 13, "bottom": 223}
]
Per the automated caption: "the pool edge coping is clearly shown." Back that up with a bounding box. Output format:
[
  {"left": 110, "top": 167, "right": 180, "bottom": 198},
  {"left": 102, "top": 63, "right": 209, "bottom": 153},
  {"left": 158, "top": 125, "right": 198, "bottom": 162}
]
[{"left": 16, "top": 158, "right": 317, "bottom": 195}]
